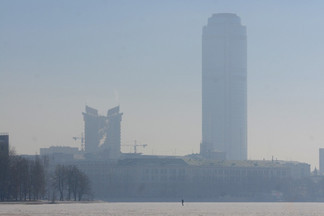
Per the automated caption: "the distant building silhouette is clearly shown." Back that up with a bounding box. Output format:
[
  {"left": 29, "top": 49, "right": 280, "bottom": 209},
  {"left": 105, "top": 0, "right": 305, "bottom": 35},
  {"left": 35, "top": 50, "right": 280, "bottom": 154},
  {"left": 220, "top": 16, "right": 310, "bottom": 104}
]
[
  {"left": 83, "top": 106, "right": 102, "bottom": 153},
  {"left": 103, "top": 106, "right": 123, "bottom": 159},
  {"left": 0, "top": 133, "right": 9, "bottom": 157},
  {"left": 82, "top": 105, "right": 123, "bottom": 158},
  {"left": 40, "top": 146, "right": 79, "bottom": 155},
  {"left": 40, "top": 146, "right": 80, "bottom": 163},
  {"left": 74, "top": 157, "right": 310, "bottom": 201},
  {"left": 319, "top": 148, "right": 324, "bottom": 174},
  {"left": 201, "top": 13, "right": 247, "bottom": 160}
]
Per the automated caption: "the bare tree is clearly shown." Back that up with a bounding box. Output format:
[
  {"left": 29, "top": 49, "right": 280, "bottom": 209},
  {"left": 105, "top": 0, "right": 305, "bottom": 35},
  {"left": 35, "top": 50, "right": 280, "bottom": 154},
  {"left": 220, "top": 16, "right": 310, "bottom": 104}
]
[
  {"left": 53, "top": 165, "right": 91, "bottom": 201},
  {"left": 77, "top": 171, "right": 91, "bottom": 201},
  {"left": 30, "top": 156, "right": 45, "bottom": 200},
  {"left": 0, "top": 155, "right": 8, "bottom": 201},
  {"left": 54, "top": 165, "right": 66, "bottom": 201}
]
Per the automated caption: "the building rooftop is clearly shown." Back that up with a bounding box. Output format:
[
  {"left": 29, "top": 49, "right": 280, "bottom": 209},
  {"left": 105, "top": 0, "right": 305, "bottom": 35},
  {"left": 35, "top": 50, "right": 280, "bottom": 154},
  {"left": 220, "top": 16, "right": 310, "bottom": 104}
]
[
  {"left": 115, "top": 154, "right": 309, "bottom": 168},
  {"left": 183, "top": 157, "right": 309, "bottom": 168}
]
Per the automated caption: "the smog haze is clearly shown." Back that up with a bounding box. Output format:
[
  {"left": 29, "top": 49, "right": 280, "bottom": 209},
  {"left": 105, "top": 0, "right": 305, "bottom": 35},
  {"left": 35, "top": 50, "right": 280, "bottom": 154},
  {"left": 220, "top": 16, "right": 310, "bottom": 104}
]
[{"left": 1, "top": 0, "right": 324, "bottom": 169}]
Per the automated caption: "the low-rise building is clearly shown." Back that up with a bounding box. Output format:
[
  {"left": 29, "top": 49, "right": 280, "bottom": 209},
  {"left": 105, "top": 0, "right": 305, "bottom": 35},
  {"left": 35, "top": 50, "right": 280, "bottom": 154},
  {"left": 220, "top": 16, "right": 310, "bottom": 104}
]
[{"left": 70, "top": 156, "right": 310, "bottom": 201}]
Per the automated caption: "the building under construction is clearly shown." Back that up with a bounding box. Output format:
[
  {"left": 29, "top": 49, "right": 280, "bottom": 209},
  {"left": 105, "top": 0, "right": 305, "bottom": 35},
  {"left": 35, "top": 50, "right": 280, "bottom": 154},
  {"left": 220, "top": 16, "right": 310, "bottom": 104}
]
[{"left": 82, "top": 105, "right": 123, "bottom": 159}]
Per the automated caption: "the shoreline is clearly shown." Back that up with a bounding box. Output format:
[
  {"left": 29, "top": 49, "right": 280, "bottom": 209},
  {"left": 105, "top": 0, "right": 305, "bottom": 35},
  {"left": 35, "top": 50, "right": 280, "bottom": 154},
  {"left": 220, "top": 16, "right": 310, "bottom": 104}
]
[{"left": 0, "top": 200, "right": 104, "bottom": 205}]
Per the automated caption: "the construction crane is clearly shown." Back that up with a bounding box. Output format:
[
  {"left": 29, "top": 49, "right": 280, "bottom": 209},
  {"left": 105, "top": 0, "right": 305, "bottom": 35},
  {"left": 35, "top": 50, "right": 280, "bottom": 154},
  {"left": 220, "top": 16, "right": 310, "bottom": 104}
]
[
  {"left": 123, "top": 140, "right": 147, "bottom": 154},
  {"left": 72, "top": 134, "right": 84, "bottom": 151}
]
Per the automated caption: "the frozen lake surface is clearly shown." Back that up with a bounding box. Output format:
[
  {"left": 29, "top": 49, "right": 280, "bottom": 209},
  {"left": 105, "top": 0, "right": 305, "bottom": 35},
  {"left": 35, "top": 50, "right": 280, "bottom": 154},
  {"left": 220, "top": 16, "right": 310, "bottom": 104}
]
[{"left": 1, "top": 202, "right": 324, "bottom": 216}]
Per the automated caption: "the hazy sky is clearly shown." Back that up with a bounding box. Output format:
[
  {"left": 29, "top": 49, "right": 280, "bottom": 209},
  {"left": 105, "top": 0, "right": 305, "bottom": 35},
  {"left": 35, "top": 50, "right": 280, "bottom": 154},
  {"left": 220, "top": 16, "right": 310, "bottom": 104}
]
[{"left": 1, "top": 0, "right": 324, "bottom": 169}]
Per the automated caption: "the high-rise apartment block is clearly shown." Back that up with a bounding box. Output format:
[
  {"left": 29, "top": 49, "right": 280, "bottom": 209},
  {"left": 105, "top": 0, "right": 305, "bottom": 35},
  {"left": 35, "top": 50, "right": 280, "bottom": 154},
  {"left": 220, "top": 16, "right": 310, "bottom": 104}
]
[{"left": 201, "top": 13, "right": 247, "bottom": 160}]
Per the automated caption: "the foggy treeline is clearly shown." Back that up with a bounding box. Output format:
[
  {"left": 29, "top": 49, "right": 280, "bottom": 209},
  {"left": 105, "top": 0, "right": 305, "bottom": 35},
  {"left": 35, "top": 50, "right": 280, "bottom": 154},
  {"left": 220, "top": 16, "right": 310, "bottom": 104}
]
[
  {"left": 53, "top": 164, "right": 91, "bottom": 201},
  {"left": 0, "top": 152, "right": 91, "bottom": 202}
]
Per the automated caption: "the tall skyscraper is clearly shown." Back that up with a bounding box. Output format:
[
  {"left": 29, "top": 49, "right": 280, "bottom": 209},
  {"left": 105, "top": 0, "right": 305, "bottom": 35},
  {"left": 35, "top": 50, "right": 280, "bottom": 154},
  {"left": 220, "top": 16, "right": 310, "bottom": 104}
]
[{"left": 200, "top": 13, "right": 247, "bottom": 160}]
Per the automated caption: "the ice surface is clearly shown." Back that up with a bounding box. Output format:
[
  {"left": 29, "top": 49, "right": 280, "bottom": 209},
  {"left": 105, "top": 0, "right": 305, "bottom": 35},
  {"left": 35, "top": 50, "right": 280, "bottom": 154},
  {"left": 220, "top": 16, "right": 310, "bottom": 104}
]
[{"left": 0, "top": 202, "right": 323, "bottom": 216}]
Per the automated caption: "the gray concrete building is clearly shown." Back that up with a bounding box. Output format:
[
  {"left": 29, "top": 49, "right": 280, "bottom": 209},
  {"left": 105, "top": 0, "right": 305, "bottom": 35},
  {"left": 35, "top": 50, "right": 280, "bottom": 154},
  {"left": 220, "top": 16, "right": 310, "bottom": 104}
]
[
  {"left": 72, "top": 157, "right": 310, "bottom": 201},
  {"left": 201, "top": 13, "right": 247, "bottom": 160}
]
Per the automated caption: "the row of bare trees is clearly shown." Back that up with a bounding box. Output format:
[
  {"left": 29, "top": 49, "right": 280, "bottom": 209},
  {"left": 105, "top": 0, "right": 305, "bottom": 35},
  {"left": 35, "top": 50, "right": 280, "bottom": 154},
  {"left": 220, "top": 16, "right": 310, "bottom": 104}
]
[
  {"left": 0, "top": 153, "right": 91, "bottom": 202},
  {"left": 0, "top": 154, "right": 46, "bottom": 201},
  {"left": 52, "top": 165, "right": 91, "bottom": 201}
]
